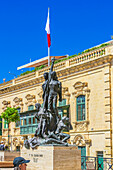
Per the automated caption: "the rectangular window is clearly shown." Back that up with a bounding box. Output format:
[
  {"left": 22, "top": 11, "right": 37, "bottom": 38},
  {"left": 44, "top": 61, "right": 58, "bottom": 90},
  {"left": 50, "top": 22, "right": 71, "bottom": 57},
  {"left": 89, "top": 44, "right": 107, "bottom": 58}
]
[
  {"left": 77, "top": 105, "right": 81, "bottom": 120},
  {"left": 29, "top": 118, "right": 31, "bottom": 124},
  {"left": 77, "top": 95, "right": 85, "bottom": 121},
  {"left": 33, "top": 117, "right": 35, "bottom": 124},
  {"left": 24, "top": 119, "right": 27, "bottom": 125},
  {"left": 82, "top": 105, "right": 85, "bottom": 120},
  {"left": 4, "top": 120, "right": 8, "bottom": 129},
  {"left": 28, "top": 105, "right": 34, "bottom": 111}
]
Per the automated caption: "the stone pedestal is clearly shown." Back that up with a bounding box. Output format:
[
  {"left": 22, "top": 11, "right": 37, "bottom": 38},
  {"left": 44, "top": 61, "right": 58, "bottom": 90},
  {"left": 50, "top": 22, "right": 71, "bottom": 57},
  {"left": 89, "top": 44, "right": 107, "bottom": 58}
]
[{"left": 21, "top": 145, "right": 81, "bottom": 170}]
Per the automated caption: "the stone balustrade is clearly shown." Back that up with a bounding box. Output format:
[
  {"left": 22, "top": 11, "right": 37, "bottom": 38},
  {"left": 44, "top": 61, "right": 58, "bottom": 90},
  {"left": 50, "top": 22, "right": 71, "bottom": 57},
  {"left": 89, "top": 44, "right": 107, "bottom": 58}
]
[
  {"left": 69, "top": 48, "right": 106, "bottom": 66},
  {"left": 0, "top": 44, "right": 113, "bottom": 89}
]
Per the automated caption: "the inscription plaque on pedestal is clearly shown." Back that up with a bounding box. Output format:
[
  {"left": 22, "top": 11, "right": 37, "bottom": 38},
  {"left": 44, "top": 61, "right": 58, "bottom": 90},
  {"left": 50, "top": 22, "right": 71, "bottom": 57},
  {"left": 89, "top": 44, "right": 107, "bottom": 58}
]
[{"left": 21, "top": 146, "right": 81, "bottom": 170}]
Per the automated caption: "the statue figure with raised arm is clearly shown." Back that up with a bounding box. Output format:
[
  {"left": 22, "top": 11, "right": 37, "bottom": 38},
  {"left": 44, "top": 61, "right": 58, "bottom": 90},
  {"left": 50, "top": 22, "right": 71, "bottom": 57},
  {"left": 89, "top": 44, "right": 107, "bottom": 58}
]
[
  {"left": 42, "top": 57, "right": 56, "bottom": 113},
  {"left": 24, "top": 57, "right": 72, "bottom": 148},
  {"left": 48, "top": 71, "right": 62, "bottom": 113}
]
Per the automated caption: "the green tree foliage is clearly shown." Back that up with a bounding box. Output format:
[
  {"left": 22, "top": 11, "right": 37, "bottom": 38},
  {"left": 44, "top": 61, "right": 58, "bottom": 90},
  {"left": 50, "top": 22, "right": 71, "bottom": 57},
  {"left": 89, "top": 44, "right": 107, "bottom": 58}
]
[
  {"left": 1, "top": 107, "right": 20, "bottom": 147},
  {"left": 1, "top": 107, "right": 20, "bottom": 124}
]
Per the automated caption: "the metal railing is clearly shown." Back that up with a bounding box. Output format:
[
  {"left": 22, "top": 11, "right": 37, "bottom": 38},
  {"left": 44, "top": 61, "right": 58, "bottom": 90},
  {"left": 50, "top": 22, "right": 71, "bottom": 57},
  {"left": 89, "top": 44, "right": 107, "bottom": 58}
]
[{"left": 81, "top": 156, "right": 113, "bottom": 170}]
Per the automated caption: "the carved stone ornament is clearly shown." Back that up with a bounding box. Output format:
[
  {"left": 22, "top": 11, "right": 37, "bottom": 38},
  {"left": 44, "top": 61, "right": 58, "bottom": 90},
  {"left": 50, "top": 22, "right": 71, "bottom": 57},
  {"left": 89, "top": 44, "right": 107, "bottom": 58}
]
[
  {"left": 73, "top": 82, "right": 88, "bottom": 91},
  {"left": 73, "top": 134, "right": 91, "bottom": 146},
  {"left": 25, "top": 94, "right": 36, "bottom": 105},
  {"left": 2, "top": 100, "right": 10, "bottom": 106},
  {"left": 74, "top": 121, "right": 89, "bottom": 131},
  {"left": 2, "top": 100, "right": 11, "bottom": 110},
  {"left": 13, "top": 97, "right": 22, "bottom": 103},
  {"left": 13, "top": 97, "right": 23, "bottom": 108},
  {"left": 25, "top": 94, "right": 35, "bottom": 101},
  {"left": 72, "top": 81, "right": 90, "bottom": 98},
  {"left": 73, "top": 134, "right": 86, "bottom": 146}
]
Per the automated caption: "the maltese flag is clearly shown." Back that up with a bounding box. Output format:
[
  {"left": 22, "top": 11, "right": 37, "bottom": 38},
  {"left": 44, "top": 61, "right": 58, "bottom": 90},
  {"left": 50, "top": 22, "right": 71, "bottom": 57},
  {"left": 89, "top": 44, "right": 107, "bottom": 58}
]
[{"left": 45, "top": 9, "right": 51, "bottom": 47}]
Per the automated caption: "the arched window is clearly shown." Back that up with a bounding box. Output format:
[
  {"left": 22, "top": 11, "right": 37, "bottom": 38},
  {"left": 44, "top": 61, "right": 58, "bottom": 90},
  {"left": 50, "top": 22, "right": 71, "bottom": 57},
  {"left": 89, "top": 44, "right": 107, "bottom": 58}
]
[
  {"left": 28, "top": 105, "right": 34, "bottom": 111},
  {"left": 77, "top": 95, "right": 85, "bottom": 121}
]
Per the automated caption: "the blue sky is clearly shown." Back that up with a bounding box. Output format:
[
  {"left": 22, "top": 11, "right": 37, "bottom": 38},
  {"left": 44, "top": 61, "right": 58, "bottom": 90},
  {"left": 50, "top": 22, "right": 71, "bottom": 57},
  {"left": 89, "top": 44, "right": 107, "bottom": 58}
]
[{"left": 0, "top": 0, "right": 113, "bottom": 83}]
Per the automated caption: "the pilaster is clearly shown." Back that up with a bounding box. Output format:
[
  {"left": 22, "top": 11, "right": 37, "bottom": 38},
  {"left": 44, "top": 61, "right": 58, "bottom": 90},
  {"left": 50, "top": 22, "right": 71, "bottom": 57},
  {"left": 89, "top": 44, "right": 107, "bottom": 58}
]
[{"left": 103, "top": 63, "right": 112, "bottom": 157}]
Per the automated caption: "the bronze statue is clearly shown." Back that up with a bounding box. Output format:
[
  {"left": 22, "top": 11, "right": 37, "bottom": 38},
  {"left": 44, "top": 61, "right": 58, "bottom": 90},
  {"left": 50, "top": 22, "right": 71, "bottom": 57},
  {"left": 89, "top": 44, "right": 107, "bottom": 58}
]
[{"left": 24, "top": 57, "right": 72, "bottom": 148}]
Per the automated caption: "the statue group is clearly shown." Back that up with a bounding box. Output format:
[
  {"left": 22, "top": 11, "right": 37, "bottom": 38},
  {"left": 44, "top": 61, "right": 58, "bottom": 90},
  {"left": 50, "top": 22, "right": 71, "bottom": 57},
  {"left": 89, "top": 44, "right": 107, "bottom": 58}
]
[{"left": 24, "top": 58, "right": 71, "bottom": 149}]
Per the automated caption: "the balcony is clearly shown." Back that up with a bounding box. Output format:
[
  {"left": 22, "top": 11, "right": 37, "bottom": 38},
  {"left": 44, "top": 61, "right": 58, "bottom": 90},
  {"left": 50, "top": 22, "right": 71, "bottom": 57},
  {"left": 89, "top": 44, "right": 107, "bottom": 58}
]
[{"left": 20, "top": 124, "right": 38, "bottom": 135}]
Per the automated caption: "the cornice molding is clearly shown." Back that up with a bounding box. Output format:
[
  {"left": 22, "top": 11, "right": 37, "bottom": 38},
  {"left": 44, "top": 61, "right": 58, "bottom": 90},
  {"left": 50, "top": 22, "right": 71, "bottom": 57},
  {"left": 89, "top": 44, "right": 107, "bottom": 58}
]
[{"left": 0, "top": 54, "right": 112, "bottom": 95}]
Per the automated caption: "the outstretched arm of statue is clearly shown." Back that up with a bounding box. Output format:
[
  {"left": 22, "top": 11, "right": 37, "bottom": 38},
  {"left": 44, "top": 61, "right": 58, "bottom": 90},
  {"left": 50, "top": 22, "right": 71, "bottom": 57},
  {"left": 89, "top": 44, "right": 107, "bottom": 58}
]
[
  {"left": 49, "top": 57, "right": 55, "bottom": 81},
  {"left": 50, "top": 57, "right": 55, "bottom": 72}
]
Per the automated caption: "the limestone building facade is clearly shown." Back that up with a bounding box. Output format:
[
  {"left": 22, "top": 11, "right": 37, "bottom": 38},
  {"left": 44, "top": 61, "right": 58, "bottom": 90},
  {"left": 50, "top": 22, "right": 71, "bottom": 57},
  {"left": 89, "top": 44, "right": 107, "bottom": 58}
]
[{"left": 0, "top": 41, "right": 113, "bottom": 159}]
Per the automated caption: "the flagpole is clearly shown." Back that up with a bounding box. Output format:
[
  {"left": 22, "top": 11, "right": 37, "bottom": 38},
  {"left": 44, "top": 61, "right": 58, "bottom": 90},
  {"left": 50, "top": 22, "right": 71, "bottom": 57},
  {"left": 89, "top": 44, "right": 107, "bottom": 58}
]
[
  {"left": 48, "top": 7, "right": 50, "bottom": 67},
  {"left": 45, "top": 7, "right": 51, "bottom": 66},
  {"left": 48, "top": 46, "right": 50, "bottom": 66}
]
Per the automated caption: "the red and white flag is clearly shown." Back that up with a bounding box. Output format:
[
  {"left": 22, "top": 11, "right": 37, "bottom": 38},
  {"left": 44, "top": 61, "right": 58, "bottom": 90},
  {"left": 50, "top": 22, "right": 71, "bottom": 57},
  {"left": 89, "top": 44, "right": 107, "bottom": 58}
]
[{"left": 45, "top": 9, "right": 51, "bottom": 47}]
